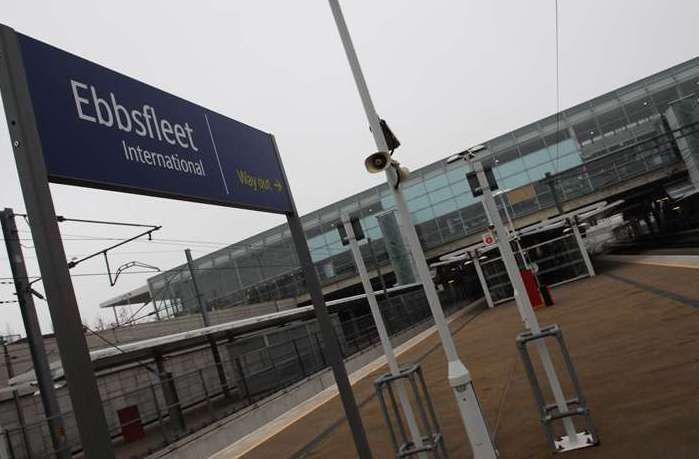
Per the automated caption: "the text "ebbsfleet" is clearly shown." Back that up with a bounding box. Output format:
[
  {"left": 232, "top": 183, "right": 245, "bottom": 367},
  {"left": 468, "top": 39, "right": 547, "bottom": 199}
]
[{"left": 70, "top": 80, "right": 199, "bottom": 152}]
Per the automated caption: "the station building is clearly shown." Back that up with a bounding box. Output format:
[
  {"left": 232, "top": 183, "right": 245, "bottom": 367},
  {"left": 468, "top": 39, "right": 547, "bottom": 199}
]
[
  {"left": 132, "top": 56, "right": 699, "bottom": 321},
  {"left": 3, "top": 56, "right": 698, "bottom": 459}
]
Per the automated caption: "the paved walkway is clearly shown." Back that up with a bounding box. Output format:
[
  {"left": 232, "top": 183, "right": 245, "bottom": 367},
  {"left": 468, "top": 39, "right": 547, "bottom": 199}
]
[{"left": 215, "top": 261, "right": 699, "bottom": 459}]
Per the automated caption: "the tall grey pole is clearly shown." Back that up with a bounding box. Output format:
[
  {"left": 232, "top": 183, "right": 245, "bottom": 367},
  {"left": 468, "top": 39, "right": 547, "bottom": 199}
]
[
  {"left": 473, "top": 158, "right": 581, "bottom": 446},
  {"left": 471, "top": 251, "right": 494, "bottom": 309},
  {"left": 342, "top": 215, "right": 426, "bottom": 456},
  {"left": 0, "top": 24, "right": 114, "bottom": 458},
  {"left": 569, "top": 219, "right": 595, "bottom": 277},
  {"left": 185, "top": 249, "right": 230, "bottom": 398},
  {"left": 1, "top": 209, "right": 70, "bottom": 458},
  {"left": 544, "top": 172, "right": 564, "bottom": 215},
  {"left": 366, "top": 238, "right": 389, "bottom": 298},
  {"left": 270, "top": 136, "right": 372, "bottom": 458},
  {"left": 327, "top": 3, "right": 497, "bottom": 457},
  {"left": 2, "top": 340, "right": 32, "bottom": 458},
  {"left": 185, "top": 248, "right": 210, "bottom": 326}
]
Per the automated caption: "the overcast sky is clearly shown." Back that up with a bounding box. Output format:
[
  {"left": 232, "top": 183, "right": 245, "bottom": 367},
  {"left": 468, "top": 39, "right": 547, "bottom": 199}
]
[{"left": 1, "top": 0, "right": 697, "bottom": 335}]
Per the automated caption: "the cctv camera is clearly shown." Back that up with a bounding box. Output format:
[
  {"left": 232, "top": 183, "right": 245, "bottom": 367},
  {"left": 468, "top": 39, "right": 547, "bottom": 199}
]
[{"left": 488, "top": 224, "right": 495, "bottom": 231}]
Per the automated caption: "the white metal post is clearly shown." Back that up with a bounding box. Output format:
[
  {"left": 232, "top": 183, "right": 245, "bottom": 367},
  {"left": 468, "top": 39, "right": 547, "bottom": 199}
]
[
  {"left": 328, "top": 3, "right": 497, "bottom": 457},
  {"left": 342, "top": 215, "right": 426, "bottom": 456},
  {"left": 473, "top": 160, "right": 581, "bottom": 446},
  {"left": 496, "top": 192, "right": 528, "bottom": 268},
  {"left": 570, "top": 220, "right": 595, "bottom": 277},
  {"left": 471, "top": 251, "right": 494, "bottom": 309}
]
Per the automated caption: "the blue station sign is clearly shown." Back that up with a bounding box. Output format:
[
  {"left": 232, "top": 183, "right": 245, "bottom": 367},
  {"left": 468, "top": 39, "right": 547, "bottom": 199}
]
[{"left": 15, "top": 33, "right": 293, "bottom": 214}]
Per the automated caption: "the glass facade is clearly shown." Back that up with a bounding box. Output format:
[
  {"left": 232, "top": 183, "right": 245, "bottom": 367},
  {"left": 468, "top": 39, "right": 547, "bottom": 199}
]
[{"left": 147, "top": 57, "right": 699, "bottom": 315}]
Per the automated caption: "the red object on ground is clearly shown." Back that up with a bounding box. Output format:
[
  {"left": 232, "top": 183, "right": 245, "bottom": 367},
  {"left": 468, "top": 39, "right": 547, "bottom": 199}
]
[
  {"left": 520, "top": 269, "right": 544, "bottom": 309},
  {"left": 118, "top": 405, "right": 145, "bottom": 442}
]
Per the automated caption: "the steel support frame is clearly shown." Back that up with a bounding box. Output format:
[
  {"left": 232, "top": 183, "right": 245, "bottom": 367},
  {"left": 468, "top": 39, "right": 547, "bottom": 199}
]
[
  {"left": 327, "top": 3, "right": 497, "bottom": 457},
  {"left": 515, "top": 325, "right": 599, "bottom": 452},
  {"left": 473, "top": 158, "right": 597, "bottom": 452},
  {"left": 375, "top": 364, "right": 448, "bottom": 458},
  {"left": 269, "top": 136, "right": 371, "bottom": 459},
  {"left": 0, "top": 208, "right": 70, "bottom": 458},
  {"left": 342, "top": 214, "right": 426, "bottom": 455},
  {"left": 0, "top": 24, "right": 114, "bottom": 458}
]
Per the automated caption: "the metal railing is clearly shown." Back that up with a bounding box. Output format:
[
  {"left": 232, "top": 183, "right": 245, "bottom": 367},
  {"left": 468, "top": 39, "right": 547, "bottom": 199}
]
[{"left": 1, "top": 288, "right": 471, "bottom": 458}]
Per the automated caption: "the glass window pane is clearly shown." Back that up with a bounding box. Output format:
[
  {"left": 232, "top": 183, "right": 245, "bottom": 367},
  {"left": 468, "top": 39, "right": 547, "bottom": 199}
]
[
  {"left": 496, "top": 158, "right": 526, "bottom": 178},
  {"left": 446, "top": 165, "right": 467, "bottom": 184},
  {"left": 522, "top": 147, "right": 552, "bottom": 168},
  {"left": 403, "top": 182, "right": 427, "bottom": 199},
  {"left": 556, "top": 152, "right": 583, "bottom": 172},
  {"left": 428, "top": 186, "right": 455, "bottom": 204},
  {"left": 407, "top": 194, "right": 431, "bottom": 212},
  {"left": 501, "top": 172, "right": 531, "bottom": 189},
  {"left": 573, "top": 118, "right": 599, "bottom": 145},
  {"left": 543, "top": 129, "right": 570, "bottom": 146},
  {"left": 527, "top": 162, "right": 556, "bottom": 182},
  {"left": 495, "top": 147, "right": 519, "bottom": 164},
  {"left": 518, "top": 137, "right": 546, "bottom": 157},
  {"left": 424, "top": 174, "right": 449, "bottom": 191},
  {"left": 650, "top": 86, "right": 680, "bottom": 112},
  {"left": 412, "top": 207, "right": 435, "bottom": 224},
  {"left": 433, "top": 199, "right": 458, "bottom": 218}
]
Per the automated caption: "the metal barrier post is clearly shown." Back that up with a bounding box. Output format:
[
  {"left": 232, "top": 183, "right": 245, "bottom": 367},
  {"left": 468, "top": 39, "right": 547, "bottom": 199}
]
[
  {"left": 149, "top": 383, "right": 170, "bottom": 444},
  {"left": 198, "top": 370, "right": 216, "bottom": 421}
]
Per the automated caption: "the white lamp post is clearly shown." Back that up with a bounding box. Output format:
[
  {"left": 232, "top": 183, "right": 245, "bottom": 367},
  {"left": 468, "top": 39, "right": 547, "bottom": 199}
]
[
  {"left": 462, "top": 146, "right": 591, "bottom": 450},
  {"left": 327, "top": 2, "right": 497, "bottom": 457}
]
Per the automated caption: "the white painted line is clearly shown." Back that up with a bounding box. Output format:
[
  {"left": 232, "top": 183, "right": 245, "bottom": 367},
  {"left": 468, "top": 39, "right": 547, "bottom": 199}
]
[
  {"left": 601, "top": 255, "right": 699, "bottom": 270},
  {"left": 209, "top": 305, "right": 475, "bottom": 459},
  {"left": 204, "top": 112, "right": 230, "bottom": 195}
]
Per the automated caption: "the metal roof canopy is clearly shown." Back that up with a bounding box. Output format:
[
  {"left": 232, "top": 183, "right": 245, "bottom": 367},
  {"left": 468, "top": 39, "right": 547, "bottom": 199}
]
[
  {"left": 436, "top": 200, "right": 624, "bottom": 263},
  {"left": 9, "top": 283, "right": 421, "bottom": 387},
  {"left": 99, "top": 285, "right": 151, "bottom": 309}
]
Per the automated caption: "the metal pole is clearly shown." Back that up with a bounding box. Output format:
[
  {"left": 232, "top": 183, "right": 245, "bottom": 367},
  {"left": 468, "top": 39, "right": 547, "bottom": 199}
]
[
  {"left": 474, "top": 159, "right": 580, "bottom": 445},
  {"left": 0, "top": 24, "right": 114, "bottom": 458},
  {"left": 185, "top": 249, "right": 209, "bottom": 326},
  {"left": 471, "top": 251, "right": 494, "bottom": 309},
  {"left": 569, "top": 219, "right": 595, "bottom": 277},
  {"left": 185, "top": 249, "right": 230, "bottom": 398},
  {"left": 269, "top": 135, "right": 371, "bottom": 459},
  {"left": 497, "top": 193, "right": 528, "bottom": 268},
  {"left": 366, "top": 238, "right": 389, "bottom": 298},
  {"left": 327, "top": 3, "right": 496, "bottom": 457},
  {"left": 544, "top": 172, "right": 564, "bottom": 216},
  {"left": 0, "top": 209, "right": 70, "bottom": 458},
  {"left": 2, "top": 341, "right": 32, "bottom": 458},
  {"left": 342, "top": 215, "right": 426, "bottom": 456}
]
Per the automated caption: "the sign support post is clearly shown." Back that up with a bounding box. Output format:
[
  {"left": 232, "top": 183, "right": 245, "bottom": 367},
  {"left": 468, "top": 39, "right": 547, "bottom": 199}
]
[
  {"left": 327, "top": 2, "right": 497, "bottom": 457},
  {"left": 271, "top": 137, "right": 372, "bottom": 459},
  {"left": 1, "top": 208, "right": 70, "bottom": 458},
  {"left": 0, "top": 25, "right": 114, "bottom": 458},
  {"left": 1, "top": 20, "right": 371, "bottom": 457}
]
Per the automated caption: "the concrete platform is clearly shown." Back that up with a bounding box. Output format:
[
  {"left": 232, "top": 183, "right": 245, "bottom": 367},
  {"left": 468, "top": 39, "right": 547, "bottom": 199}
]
[{"left": 213, "top": 260, "right": 699, "bottom": 459}]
